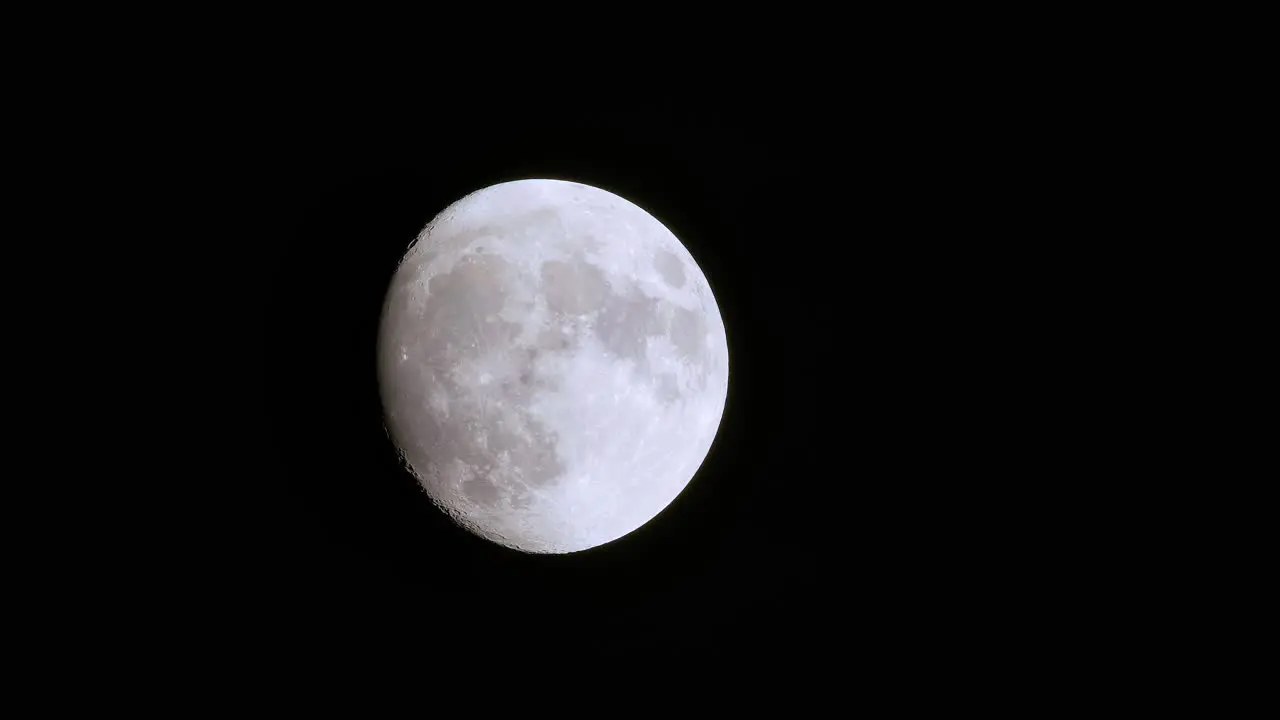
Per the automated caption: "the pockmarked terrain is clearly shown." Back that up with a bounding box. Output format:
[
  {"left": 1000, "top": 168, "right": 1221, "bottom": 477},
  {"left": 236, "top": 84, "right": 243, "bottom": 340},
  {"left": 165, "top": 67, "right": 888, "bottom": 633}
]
[{"left": 378, "top": 179, "right": 729, "bottom": 553}]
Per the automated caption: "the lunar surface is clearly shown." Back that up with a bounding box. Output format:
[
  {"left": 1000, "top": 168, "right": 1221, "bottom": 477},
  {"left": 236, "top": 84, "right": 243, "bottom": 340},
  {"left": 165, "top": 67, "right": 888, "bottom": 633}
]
[{"left": 377, "top": 179, "right": 729, "bottom": 553}]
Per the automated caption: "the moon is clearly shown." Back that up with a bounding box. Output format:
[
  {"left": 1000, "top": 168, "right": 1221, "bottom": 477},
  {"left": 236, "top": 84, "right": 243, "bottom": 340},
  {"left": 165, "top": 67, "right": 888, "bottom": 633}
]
[{"left": 377, "top": 179, "right": 729, "bottom": 553}]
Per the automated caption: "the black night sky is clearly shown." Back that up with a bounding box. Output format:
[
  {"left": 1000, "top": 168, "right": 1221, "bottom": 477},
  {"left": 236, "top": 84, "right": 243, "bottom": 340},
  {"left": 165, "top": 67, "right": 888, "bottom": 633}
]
[
  {"left": 12, "top": 14, "right": 1126, "bottom": 694},
  {"left": 243, "top": 90, "right": 1004, "bottom": 664}
]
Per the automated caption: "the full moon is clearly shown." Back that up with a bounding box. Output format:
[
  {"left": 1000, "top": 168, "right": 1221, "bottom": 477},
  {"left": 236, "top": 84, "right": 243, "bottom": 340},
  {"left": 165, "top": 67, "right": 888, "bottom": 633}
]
[{"left": 377, "top": 179, "right": 729, "bottom": 553}]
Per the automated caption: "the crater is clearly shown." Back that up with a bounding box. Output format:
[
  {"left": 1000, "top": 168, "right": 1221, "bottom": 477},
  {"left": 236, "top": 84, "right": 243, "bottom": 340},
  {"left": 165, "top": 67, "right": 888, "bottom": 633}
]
[
  {"left": 387, "top": 248, "right": 570, "bottom": 506},
  {"left": 654, "top": 372, "right": 681, "bottom": 404},
  {"left": 654, "top": 249, "right": 686, "bottom": 288},
  {"left": 541, "top": 257, "right": 611, "bottom": 316},
  {"left": 425, "top": 253, "right": 517, "bottom": 356},
  {"left": 395, "top": 369, "right": 568, "bottom": 499},
  {"left": 508, "top": 428, "right": 564, "bottom": 487},
  {"left": 595, "top": 288, "right": 664, "bottom": 365},
  {"left": 413, "top": 206, "right": 561, "bottom": 270},
  {"left": 536, "top": 324, "right": 577, "bottom": 352},
  {"left": 464, "top": 475, "right": 500, "bottom": 506},
  {"left": 669, "top": 306, "right": 707, "bottom": 362}
]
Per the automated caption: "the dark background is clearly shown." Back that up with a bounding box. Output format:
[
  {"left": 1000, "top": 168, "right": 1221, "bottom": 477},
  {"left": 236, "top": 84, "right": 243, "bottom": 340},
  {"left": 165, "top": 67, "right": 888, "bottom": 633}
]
[
  {"left": 16, "top": 18, "right": 1167, "bottom": 693},
  {"left": 236, "top": 91, "right": 1012, "bottom": 665},
  {"left": 249, "top": 102, "right": 862, "bottom": 659}
]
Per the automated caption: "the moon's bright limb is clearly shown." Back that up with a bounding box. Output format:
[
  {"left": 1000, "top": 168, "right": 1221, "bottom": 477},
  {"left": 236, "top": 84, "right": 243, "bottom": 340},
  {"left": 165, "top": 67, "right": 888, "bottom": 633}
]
[{"left": 377, "top": 179, "right": 729, "bottom": 553}]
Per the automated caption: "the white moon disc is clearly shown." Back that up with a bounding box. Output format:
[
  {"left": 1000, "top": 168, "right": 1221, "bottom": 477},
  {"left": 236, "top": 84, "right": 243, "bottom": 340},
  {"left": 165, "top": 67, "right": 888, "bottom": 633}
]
[{"left": 377, "top": 179, "right": 729, "bottom": 553}]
